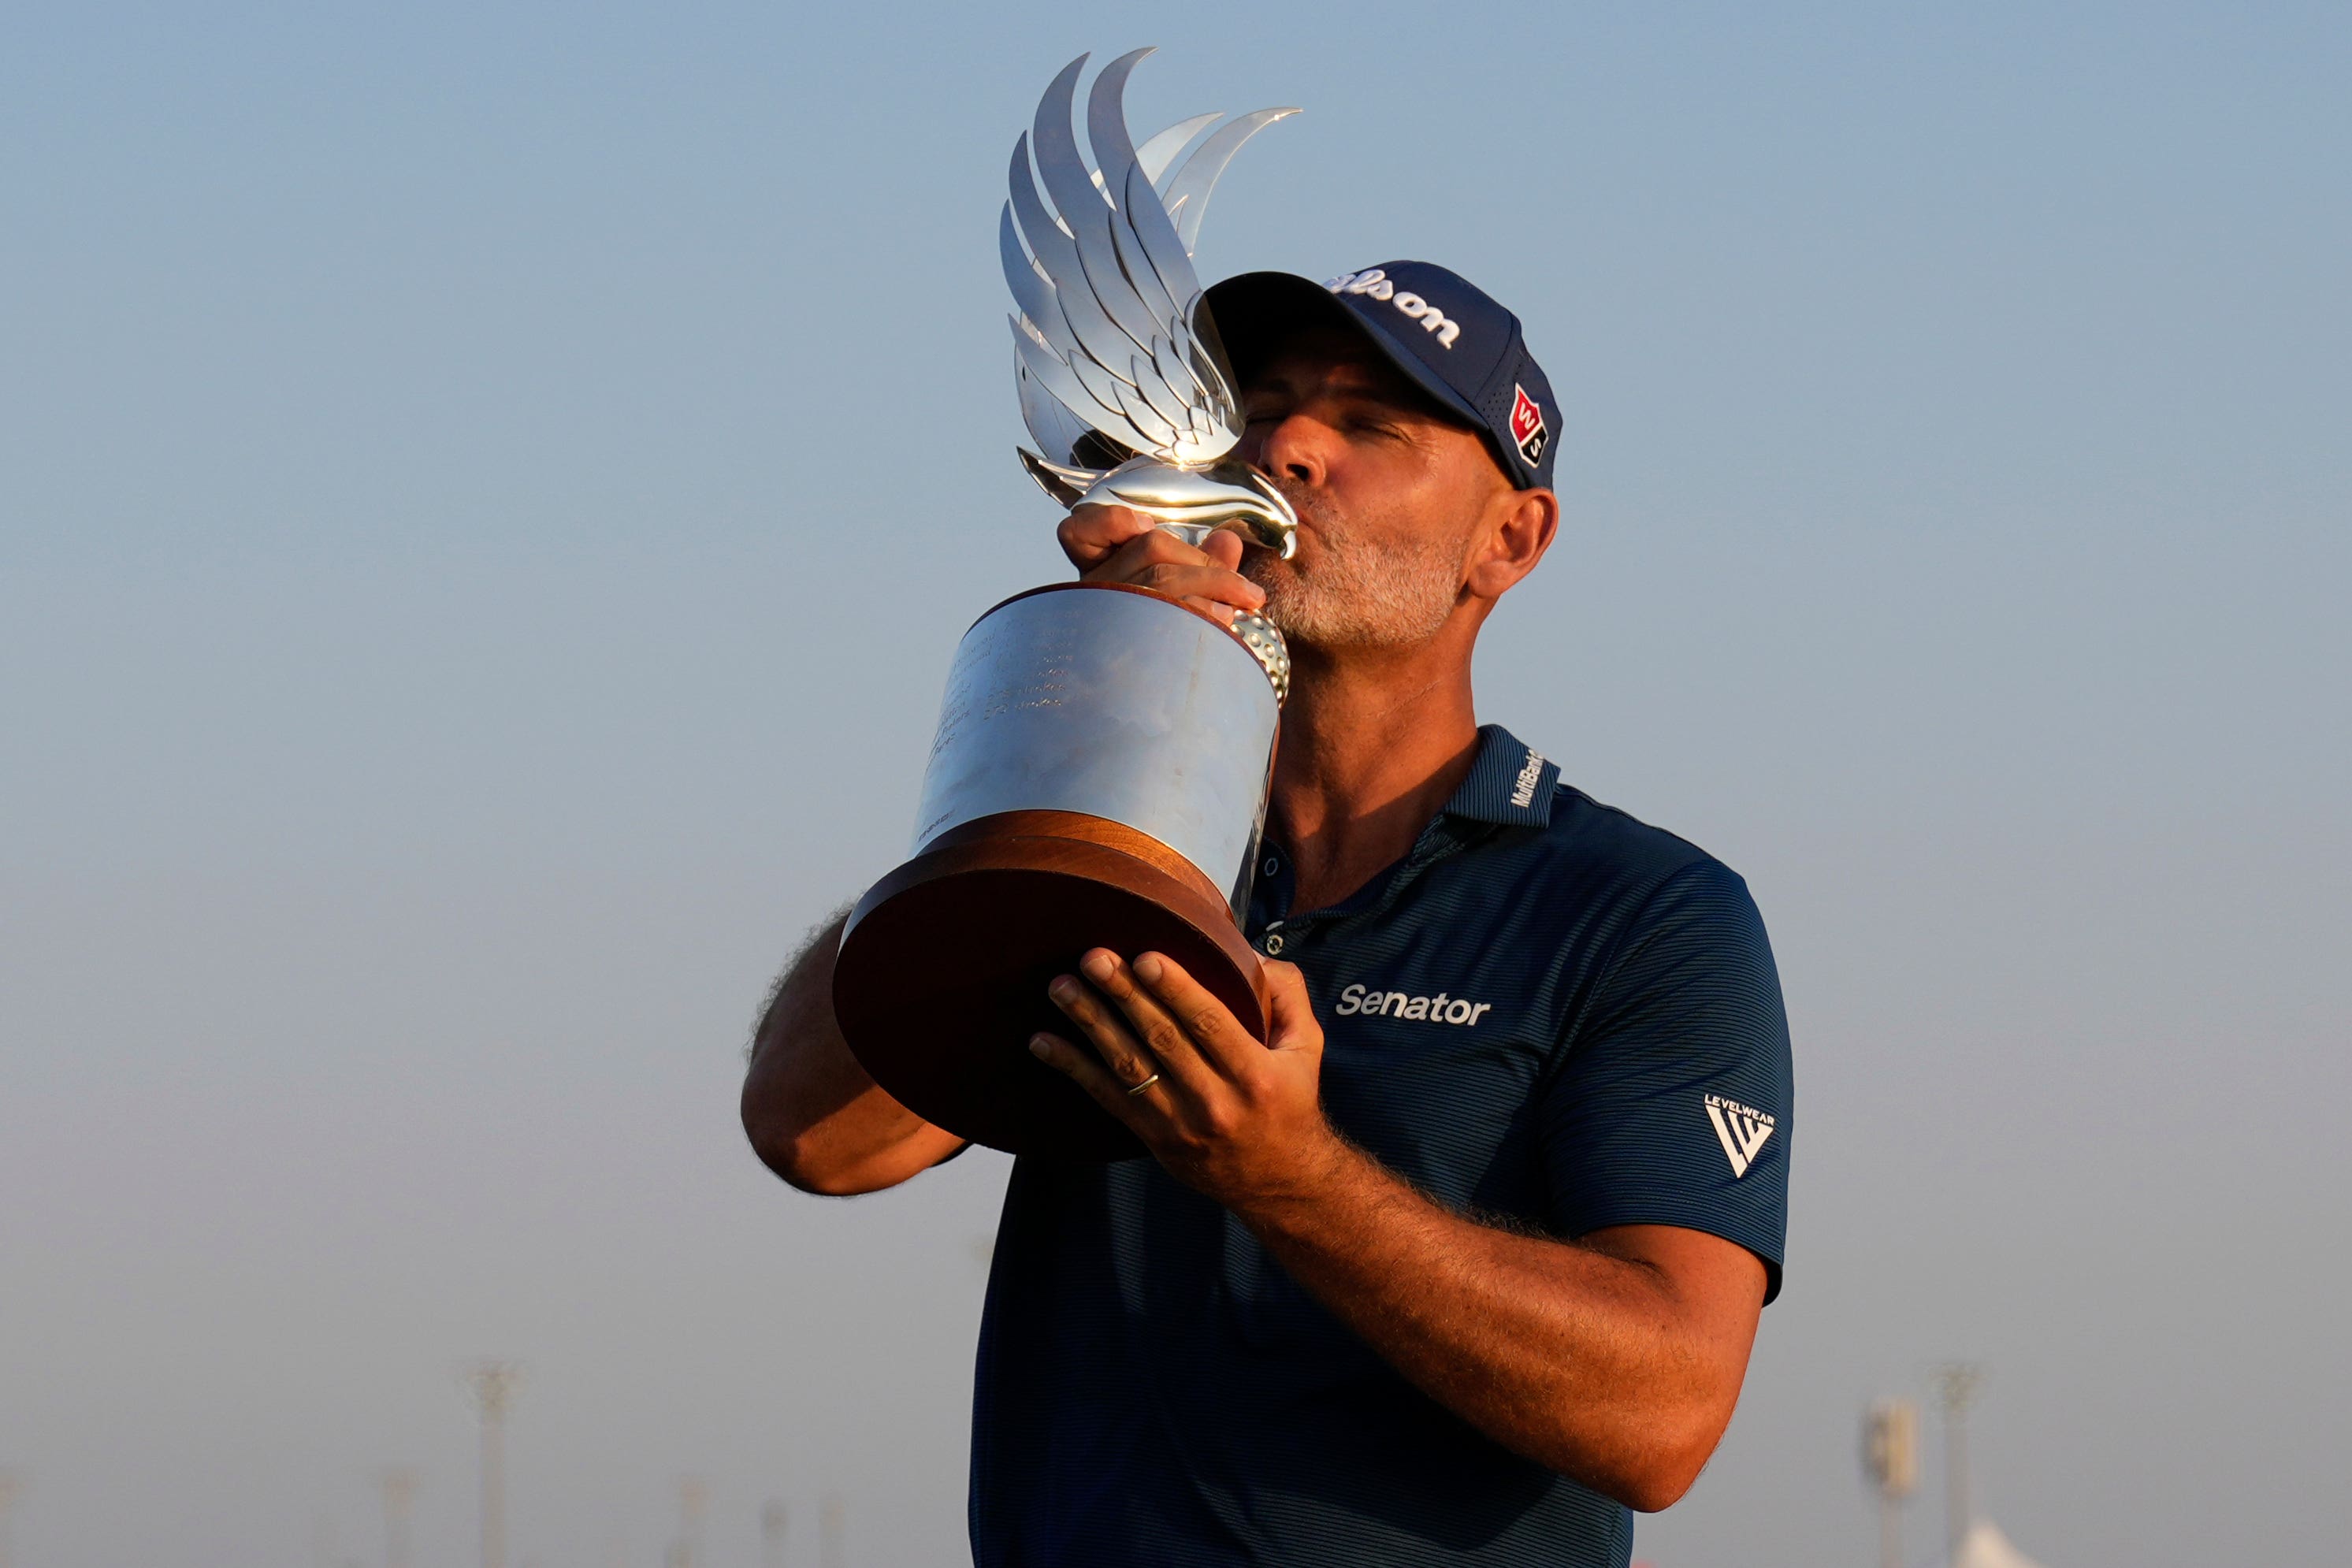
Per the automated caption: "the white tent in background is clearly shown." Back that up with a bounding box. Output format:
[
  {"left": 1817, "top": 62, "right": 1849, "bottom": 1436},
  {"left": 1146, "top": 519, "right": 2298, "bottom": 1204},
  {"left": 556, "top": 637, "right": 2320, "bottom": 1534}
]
[{"left": 1953, "top": 1520, "right": 2047, "bottom": 1568}]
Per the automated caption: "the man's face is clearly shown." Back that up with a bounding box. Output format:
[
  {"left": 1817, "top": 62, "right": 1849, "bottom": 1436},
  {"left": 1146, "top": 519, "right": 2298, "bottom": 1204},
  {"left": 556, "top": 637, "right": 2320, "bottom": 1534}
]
[{"left": 1235, "top": 326, "right": 1513, "bottom": 649}]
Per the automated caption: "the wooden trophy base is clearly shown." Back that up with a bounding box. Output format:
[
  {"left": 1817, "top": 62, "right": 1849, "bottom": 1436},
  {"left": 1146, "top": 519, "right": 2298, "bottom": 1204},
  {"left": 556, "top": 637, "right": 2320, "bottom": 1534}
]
[{"left": 833, "top": 809, "right": 1269, "bottom": 1161}]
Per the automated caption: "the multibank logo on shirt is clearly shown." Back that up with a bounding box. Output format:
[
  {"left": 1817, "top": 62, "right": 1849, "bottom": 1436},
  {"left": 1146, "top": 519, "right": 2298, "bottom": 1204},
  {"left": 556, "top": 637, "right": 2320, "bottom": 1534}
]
[{"left": 1704, "top": 1094, "right": 1777, "bottom": 1179}]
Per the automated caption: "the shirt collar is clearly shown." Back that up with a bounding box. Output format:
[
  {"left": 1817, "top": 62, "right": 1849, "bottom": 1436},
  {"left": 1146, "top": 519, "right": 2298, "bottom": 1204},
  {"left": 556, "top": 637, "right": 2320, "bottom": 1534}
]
[{"left": 1440, "top": 725, "right": 1560, "bottom": 827}]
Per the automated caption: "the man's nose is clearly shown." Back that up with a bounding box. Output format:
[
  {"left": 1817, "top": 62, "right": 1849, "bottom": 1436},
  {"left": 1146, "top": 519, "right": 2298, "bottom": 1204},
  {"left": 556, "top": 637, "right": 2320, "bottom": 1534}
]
[{"left": 1240, "top": 414, "right": 1330, "bottom": 489}]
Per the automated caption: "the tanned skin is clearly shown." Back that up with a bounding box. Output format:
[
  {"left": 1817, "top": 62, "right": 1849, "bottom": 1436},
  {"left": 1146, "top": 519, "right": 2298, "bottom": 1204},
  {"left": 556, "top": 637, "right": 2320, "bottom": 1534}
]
[
  {"left": 741, "top": 326, "right": 1767, "bottom": 1511},
  {"left": 741, "top": 908, "right": 966, "bottom": 1196}
]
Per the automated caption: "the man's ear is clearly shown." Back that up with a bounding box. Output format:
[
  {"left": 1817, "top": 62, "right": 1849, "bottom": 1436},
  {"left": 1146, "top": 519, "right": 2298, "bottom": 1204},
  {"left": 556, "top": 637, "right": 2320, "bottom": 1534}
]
[{"left": 1464, "top": 487, "right": 1559, "bottom": 602}]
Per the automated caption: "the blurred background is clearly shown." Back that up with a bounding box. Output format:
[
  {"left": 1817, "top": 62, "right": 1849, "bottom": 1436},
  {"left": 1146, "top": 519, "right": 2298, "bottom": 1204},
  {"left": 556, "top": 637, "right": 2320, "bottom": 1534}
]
[{"left": 3, "top": 2, "right": 2346, "bottom": 1565}]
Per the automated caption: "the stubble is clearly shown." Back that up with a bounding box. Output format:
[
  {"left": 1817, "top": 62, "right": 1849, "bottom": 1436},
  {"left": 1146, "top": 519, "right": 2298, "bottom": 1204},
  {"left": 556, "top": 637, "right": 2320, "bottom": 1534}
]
[{"left": 1242, "top": 483, "right": 1471, "bottom": 649}]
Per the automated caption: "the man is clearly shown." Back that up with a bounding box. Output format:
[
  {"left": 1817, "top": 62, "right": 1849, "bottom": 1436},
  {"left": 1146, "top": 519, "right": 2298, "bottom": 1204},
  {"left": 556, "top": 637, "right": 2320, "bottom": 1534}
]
[{"left": 742, "top": 262, "right": 1793, "bottom": 1568}]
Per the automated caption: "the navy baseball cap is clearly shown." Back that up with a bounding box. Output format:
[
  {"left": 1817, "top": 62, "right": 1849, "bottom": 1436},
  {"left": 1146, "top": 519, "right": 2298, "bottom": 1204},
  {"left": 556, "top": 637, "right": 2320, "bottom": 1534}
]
[{"left": 1203, "top": 261, "right": 1559, "bottom": 491}]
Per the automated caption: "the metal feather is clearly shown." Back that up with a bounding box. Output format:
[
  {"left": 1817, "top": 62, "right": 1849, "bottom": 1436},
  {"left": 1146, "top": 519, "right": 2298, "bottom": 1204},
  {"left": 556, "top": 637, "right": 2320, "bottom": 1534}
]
[
  {"left": 1084, "top": 50, "right": 1197, "bottom": 342},
  {"left": 1113, "top": 378, "right": 1182, "bottom": 451},
  {"left": 1083, "top": 49, "right": 1154, "bottom": 194},
  {"left": 1118, "top": 154, "right": 1203, "bottom": 355},
  {"left": 1163, "top": 107, "right": 1299, "bottom": 256},
  {"left": 1010, "top": 317, "right": 1130, "bottom": 453},
  {"left": 1128, "top": 351, "right": 1192, "bottom": 433},
  {"left": 1005, "top": 136, "right": 1138, "bottom": 395},
  {"left": 1135, "top": 113, "right": 1221, "bottom": 186},
  {"left": 1016, "top": 358, "right": 1109, "bottom": 477},
  {"left": 1004, "top": 49, "right": 1299, "bottom": 567},
  {"left": 998, "top": 204, "right": 1060, "bottom": 346},
  {"left": 1030, "top": 58, "right": 1165, "bottom": 364}
]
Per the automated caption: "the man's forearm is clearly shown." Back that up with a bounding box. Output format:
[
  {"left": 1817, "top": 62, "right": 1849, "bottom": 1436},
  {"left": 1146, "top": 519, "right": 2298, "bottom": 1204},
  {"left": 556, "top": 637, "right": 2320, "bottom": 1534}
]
[
  {"left": 1233, "top": 1136, "right": 1763, "bottom": 1511},
  {"left": 740, "top": 910, "right": 966, "bottom": 1195},
  {"left": 1025, "top": 946, "right": 1766, "bottom": 1509}
]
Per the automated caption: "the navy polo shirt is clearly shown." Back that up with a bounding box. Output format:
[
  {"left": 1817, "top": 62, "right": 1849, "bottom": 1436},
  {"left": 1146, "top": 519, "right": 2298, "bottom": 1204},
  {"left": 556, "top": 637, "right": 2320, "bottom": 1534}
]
[{"left": 970, "top": 726, "right": 1793, "bottom": 1568}]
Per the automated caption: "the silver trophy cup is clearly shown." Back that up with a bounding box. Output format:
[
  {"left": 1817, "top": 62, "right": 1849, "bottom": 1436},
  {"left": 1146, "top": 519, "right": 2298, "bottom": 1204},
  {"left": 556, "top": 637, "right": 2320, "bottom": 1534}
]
[{"left": 834, "top": 50, "right": 1298, "bottom": 1159}]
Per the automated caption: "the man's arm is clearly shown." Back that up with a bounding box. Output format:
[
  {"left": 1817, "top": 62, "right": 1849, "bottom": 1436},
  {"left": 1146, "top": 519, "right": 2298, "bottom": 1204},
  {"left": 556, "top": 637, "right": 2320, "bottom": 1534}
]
[
  {"left": 1030, "top": 950, "right": 1765, "bottom": 1512},
  {"left": 740, "top": 911, "right": 968, "bottom": 1195},
  {"left": 1235, "top": 1165, "right": 1759, "bottom": 1512}
]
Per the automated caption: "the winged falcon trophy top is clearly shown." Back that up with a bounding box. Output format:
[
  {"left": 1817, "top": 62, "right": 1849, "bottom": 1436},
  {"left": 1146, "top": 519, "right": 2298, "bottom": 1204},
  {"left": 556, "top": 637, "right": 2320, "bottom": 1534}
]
[
  {"left": 1005, "top": 47, "right": 1299, "bottom": 698},
  {"left": 830, "top": 50, "right": 1300, "bottom": 1161}
]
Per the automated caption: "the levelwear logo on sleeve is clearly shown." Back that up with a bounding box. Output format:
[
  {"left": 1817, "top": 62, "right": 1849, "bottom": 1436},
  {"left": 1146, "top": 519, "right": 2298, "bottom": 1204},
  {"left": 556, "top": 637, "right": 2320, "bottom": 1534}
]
[
  {"left": 1509, "top": 385, "right": 1548, "bottom": 467},
  {"left": 1704, "top": 1094, "right": 1777, "bottom": 1178}
]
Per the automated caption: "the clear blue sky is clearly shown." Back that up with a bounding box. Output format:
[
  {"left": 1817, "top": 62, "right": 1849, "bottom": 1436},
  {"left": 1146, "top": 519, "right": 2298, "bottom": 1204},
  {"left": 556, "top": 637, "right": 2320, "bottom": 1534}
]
[{"left": 3, "top": 3, "right": 2346, "bottom": 1566}]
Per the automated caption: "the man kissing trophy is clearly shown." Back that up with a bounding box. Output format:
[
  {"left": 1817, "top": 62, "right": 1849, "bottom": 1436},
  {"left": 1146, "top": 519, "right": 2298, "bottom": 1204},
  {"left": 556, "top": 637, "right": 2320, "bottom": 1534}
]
[{"left": 746, "top": 46, "right": 1793, "bottom": 1568}]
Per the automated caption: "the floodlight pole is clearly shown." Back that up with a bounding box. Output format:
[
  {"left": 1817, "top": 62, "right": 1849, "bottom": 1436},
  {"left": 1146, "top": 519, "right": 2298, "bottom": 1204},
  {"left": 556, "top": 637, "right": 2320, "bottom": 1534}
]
[
  {"left": 1931, "top": 1364, "right": 1987, "bottom": 1566},
  {"left": 678, "top": 1476, "right": 708, "bottom": 1568},
  {"left": 381, "top": 1466, "right": 420, "bottom": 1568},
  {"left": 463, "top": 1362, "right": 526, "bottom": 1568},
  {"left": 762, "top": 1500, "right": 789, "bottom": 1568},
  {"left": 819, "top": 1492, "right": 845, "bottom": 1568},
  {"left": 1863, "top": 1399, "right": 1919, "bottom": 1568}
]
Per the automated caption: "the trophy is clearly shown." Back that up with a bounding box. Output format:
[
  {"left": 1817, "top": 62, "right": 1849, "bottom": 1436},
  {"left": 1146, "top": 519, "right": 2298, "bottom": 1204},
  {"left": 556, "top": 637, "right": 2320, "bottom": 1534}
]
[{"left": 831, "top": 50, "right": 1299, "bottom": 1160}]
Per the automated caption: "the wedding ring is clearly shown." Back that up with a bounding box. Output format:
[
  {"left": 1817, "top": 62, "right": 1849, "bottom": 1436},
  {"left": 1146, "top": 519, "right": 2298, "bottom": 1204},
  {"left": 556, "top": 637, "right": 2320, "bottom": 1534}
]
[{"left": 1124, "top": 1072, "right": 1161, "bottom": 1097}]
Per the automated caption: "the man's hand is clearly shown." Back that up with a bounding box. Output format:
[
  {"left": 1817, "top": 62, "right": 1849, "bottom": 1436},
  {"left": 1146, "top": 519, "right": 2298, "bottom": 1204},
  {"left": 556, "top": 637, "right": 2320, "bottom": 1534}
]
[
  {"left": 1057, "top": 505, "right": 1267, "bottom": 626},
  {"left": 1031, "top": 946, "right": 1767, "bottom": 1510},
  {"left": 1029, "top": 949, "right": 1343, "bottom": 1209}
]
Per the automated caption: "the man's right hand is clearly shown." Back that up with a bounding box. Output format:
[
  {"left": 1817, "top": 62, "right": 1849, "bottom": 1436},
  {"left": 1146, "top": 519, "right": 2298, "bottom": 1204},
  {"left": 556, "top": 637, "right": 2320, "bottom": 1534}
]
[{"left": 1058, "top": 504, "right": 1266, "bottom": 626}]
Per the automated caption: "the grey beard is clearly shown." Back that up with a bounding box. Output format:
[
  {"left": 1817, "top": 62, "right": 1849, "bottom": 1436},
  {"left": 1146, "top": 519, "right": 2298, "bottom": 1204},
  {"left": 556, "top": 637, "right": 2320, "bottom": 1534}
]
[{"left": 1242, "top": 489, "right": 1468, "bottom": 649}]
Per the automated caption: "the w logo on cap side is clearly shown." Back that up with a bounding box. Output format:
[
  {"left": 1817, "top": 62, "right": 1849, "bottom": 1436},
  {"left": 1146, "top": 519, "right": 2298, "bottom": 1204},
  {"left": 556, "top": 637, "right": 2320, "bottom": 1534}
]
[
  {"left": 1509, "top": 385, "right": 1547, "bottom": 466},
  {"left": 1704, "top": 1094, "right": 1776, "bottom": 1179}
]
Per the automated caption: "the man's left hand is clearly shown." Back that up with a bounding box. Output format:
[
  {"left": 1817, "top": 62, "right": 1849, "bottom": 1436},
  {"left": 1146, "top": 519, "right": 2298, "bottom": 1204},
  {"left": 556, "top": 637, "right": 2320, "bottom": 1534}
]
[{"left": 1031, "top": 950, "right": 1344, "bottom": 1208}]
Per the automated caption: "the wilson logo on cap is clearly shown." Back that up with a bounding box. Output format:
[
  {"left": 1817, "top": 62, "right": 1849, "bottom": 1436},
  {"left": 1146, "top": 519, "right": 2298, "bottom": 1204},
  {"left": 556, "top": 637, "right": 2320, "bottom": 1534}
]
[
  {"left": 1324, "top": 268, "right": 1463, "bottom": 348},
  {"left": 1509, "top": 385, "right": 1548, "bottom": 466}
]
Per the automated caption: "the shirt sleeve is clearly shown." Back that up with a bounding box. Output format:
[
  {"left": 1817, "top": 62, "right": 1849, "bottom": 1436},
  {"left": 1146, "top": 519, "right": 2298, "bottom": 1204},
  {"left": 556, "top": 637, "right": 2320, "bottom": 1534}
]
[{"left": 1538, "top": 856, "right": 1793, "bottom": 1301}]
